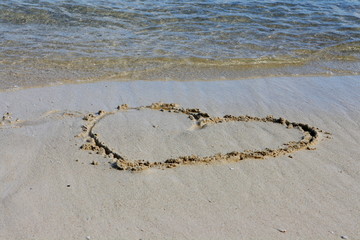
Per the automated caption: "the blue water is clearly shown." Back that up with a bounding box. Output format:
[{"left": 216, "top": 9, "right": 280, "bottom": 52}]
[{"left": 1, "top": 0, "right": 359, "bottom": 88}]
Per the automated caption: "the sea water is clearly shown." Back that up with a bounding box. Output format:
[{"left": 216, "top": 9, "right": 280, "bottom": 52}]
[{"left": 0, "top": 0, "right": 359, "bottom": 89}]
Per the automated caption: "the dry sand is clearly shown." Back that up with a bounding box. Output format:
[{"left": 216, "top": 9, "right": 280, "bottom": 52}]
[{"left": 0, "top": 75, "right": 359, "bottom": 239}]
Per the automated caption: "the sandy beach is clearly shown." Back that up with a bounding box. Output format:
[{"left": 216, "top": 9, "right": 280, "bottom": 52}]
[{"left": 0, "top": 75, "right": 359, "bottom": 239}]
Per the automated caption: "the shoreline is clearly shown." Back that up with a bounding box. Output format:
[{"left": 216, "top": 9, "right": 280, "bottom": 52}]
[
  {"left": 1, "top": 69, "right": 360, "bottom": 93},
  {"left": 1, "top": 75, "right": 359, "bottom": 239}
]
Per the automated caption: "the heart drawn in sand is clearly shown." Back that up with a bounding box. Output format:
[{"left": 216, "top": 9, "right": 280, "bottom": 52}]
[{"left": 79, "top": 103, "right": 328, "bottom": 171}]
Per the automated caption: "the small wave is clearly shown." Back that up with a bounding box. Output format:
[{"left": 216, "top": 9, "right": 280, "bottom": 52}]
[{"left": 0, "top": 0, "right": 359, "bottom": 88}]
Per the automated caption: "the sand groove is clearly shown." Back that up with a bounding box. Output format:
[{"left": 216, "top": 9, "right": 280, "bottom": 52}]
[
  {"left": 0, "top": 110, "right": 84, "bottom": 129},
  {"left": 79, "top": 102, "right": 329, "bottom": 171}
]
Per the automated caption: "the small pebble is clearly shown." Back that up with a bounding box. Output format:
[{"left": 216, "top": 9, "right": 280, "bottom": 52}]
[
  {"left": 229, "top": 167, "right": 234, "bottom": 170},
  {"left": 341, "top": 236, "right": 348, "bottom": 239},
  {"left": 67, "top": 185, "right": 71, "bottom": 187},
  {"left": 86, "top": 236, "right": 91, "bottom": 240},
  {"left": 277, "top": 228, "right": 287, "bottom": 233}
]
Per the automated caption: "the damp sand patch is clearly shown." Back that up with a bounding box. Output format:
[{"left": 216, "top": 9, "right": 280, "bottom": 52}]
[{"left": 79, "top": 103, "right": 329, "bottom": 171}]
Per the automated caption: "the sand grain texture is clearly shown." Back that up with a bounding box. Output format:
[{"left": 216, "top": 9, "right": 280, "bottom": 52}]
[{"left": 0, "top": 76, "right": 359, "bottom": 239}]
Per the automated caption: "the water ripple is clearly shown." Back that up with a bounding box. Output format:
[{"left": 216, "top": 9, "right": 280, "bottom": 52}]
[{"left": 0, "top": 0, "right": 359, "bottom": 88}]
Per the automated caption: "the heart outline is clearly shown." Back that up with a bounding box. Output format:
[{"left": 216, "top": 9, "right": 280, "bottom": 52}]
[{"left": 79, "top": 102, "right": 329, "bottom": 171}]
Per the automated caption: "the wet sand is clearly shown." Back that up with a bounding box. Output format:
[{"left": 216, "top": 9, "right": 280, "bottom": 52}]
[{"left": 0, "top": 75, "right": 359, "bottom": 239}]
